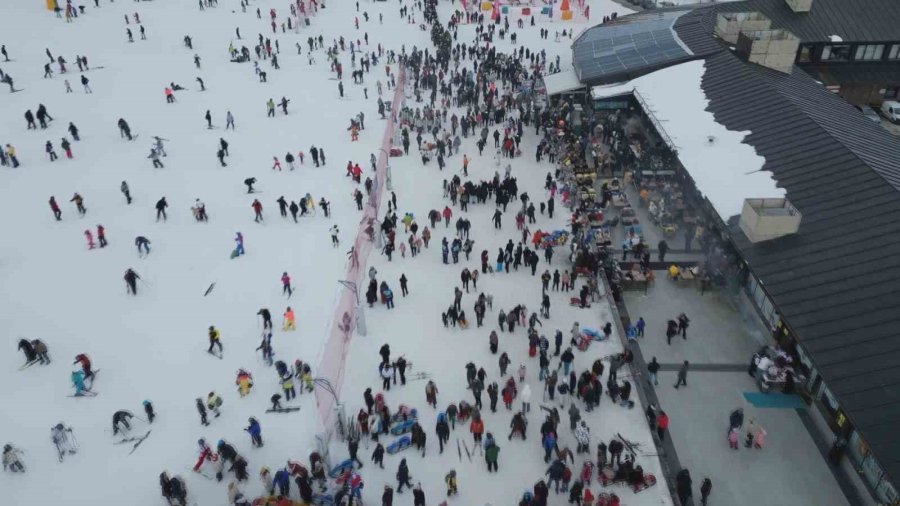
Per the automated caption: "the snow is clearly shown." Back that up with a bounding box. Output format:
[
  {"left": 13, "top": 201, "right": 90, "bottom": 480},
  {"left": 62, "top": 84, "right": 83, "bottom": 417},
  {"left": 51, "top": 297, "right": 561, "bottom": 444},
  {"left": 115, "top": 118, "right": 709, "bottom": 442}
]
[
  {"left": 591, "top": 60, "right": 782, "bottom": 219},
  {"left": 828, "top": 34, "right": 843, "bottom": 43},
  {"left": 0, "top": 0, "right": 671, "bottom": 505},
  {"left": 542, "top": 68, "right": 584, "bottom": 96}
]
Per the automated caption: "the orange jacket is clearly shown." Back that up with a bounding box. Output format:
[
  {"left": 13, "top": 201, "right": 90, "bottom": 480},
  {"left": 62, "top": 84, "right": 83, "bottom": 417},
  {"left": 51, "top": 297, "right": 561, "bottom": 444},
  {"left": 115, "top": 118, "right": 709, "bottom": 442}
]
[
  {"left": 284, "top": 309, "right": 295, "bottom": 322},
  {"left": 470, "top": 419, "right": 484, "bottom": 434}
]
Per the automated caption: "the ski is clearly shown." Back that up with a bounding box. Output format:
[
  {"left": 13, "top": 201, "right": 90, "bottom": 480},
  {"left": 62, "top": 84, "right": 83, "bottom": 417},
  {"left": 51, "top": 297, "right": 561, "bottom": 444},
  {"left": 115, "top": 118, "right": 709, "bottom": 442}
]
[
  {"left": 207, "top": 350, "right": 223, "bottom": 360},
  {"left": 19, "top": 359, "right": 40, "bottom": 370},
  {"left": 114, "top": 431, "right": 149, "bottom": 444},
  {"left": 457, "top": 438, "right": 462, "bottom": 462},
  {"left": 265, "top": 407, "right": 301, "bottom": 413},
  {"left": 68, "top": 391, "right": 98, "bottom": 397},
  {"left": 186, "top": 466, "right": 214, "bottom": 480},
  {"left": 128, "top": 430, "right": 151, "bottom": 455},
  {"left": 462, "top": 439, "right": 472, "bottom": 462},
  {"left": 204, "top": 282, "right": 216, "bottom": 296}
]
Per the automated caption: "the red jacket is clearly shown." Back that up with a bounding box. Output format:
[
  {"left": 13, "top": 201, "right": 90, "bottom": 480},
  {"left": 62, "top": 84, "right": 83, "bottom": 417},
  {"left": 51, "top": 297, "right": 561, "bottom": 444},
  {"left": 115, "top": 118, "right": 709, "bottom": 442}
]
[
  {"left": 656, "top": 413, "right": 669, "bottom": 430},
  {"left": 470, "top": 419, "right": 484, "bottom": 434},
  {"left": 442, "top": 207, "right": 452, "bottom": 219},
  {"left": 252, "top": 201, "right": 263, "bottom": 212}
]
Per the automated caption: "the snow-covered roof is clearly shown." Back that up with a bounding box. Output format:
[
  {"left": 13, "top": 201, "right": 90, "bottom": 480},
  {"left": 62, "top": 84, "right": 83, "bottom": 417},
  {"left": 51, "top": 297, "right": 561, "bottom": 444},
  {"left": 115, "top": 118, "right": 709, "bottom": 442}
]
[
  {"left": 542, "top": 68, "right": 585, "bottom": 96},
  {"left": 591, "top": 60, "right": 783, "bottom": 219}
]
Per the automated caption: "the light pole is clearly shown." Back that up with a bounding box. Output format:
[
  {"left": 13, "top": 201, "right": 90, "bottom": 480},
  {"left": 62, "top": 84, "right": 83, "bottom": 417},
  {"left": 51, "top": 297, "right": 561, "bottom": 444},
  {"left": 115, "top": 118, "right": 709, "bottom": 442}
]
[{"left": 338, "top": 280, "right": 367, "bottom": 336}]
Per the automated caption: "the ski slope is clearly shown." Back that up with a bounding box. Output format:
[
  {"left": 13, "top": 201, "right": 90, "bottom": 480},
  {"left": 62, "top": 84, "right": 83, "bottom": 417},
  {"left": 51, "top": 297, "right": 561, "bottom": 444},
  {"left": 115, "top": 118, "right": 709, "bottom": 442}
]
[{"left": 0, "top": 0, "right": 679, "bottom": 505}]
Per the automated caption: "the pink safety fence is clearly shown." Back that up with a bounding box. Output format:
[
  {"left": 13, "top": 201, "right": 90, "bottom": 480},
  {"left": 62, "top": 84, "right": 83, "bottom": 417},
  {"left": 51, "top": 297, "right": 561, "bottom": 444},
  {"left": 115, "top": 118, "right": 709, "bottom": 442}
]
[{"left": 315, "top": 67, "right": 407, "bottom": 428}]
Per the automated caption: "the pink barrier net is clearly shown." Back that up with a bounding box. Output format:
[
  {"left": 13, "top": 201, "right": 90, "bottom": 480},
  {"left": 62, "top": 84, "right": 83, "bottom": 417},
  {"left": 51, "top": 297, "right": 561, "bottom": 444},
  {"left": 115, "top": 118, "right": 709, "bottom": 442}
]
[{"left": 315, "top": 67, "right": 407, "bottom": 428}]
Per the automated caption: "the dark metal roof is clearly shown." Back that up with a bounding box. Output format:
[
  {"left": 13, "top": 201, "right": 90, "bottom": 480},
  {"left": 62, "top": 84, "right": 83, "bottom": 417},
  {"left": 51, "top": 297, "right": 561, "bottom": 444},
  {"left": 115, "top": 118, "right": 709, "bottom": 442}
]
[
  {"left": 670, "top": 3, "right": 900, "bottom": 485},
  {"left": 713, "top": 0, "right": 900, "bottom": 43},
  {"left": 803, "top": 62, "right": 900, "bottom": 85}
]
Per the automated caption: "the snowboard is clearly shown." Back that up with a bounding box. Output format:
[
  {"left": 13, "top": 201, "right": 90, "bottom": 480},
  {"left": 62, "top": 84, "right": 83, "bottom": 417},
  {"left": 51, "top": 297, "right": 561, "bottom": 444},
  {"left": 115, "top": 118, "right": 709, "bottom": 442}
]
[{"left": 265, "top": 407, "right": 301, "bottom": 413}]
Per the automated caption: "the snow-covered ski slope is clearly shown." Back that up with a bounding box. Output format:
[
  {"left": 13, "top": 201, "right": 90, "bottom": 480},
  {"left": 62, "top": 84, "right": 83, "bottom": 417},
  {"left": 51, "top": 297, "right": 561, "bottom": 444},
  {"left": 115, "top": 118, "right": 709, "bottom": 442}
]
[{"left": 0, "top": 0, "right": 678, "bottom": 505}]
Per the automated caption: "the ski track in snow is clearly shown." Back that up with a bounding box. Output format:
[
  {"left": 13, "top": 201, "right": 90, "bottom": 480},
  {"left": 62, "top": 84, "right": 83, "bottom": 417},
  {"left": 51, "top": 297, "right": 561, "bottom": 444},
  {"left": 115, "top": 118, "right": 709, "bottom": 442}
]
[{"left": 0, "top": 1, "right": 678, "bottom": 505}]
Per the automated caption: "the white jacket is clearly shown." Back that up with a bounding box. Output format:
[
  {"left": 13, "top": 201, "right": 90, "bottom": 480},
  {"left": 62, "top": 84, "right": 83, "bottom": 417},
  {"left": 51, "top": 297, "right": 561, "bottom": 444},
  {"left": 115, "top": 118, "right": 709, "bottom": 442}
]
[{"left": 522, "top": 384, "right": 532, "bottom": 403}]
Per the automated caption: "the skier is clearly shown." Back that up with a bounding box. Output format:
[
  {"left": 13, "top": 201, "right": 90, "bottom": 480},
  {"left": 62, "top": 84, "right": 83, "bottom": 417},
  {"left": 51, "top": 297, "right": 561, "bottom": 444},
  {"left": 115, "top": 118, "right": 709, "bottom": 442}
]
[
  {"left": 207, "top": 326, "right": 222, "bottom": 356},
  {"left": 135, "top": 236, "right": 151, "bottom": 256},
  {"left": 234, "top": 232, "right": 245, "bottom": 256},
  {"left": 196, "top": 398, "right": 210, "bottom": 426},
  {"left": 244, "top": 177, "right": 256, "bottom": 194},
  {"left": 207, "top": 391, "right": 223, "bottom": 417},
  {"left": 68, "top": 122, "right": 80, "bottom": 141},
  {"left": 112, "top": 410, "right": 134, "bottom": 435},
  {"left": 143, "top": 400, "right": 155, "bottom": 423},
  {"left": 2, "top": 445, "right": 25, "bottom": 473},
  {"left": 50, "top": 423, "right": 76, "bottom": 461},
  {"left": 73, "top": 353, "right": 94, "bottom": 382},
  {"left": 71, "top": 370, "right": 88, "bottom": 396},
  {"left": 252, "top": 199, "right": 263, "bottom": 222},
  {"left": 257, "top": 308, "right": 272, "bottom": 329},
  {"left": 245, "top": 417, "right": 263, "bottom": 447},
  {"left": 49, "top": 196, "right": 62, "bottom": 220},
  {"left": 61, "top": 137, "right": 73, "bottom": 158},
  {"left": 155, "top": 197, "right": 168, "bottom": 221},
  {"left": 280, "top": 306, "right": 295, "bottom": 331},
  {"left": 97, "top": 225, "right": 107, "bottom": 247},
  {"left": 149, "top": 147, "right": 164, "bottom": 168},
  {"left": 226, "top": 111, "right": 235, "bottom": 130},
  {"left": 84, "top": 229, "right": 95, "bottom": 250},
  {"left": 70, "top": 192, "right": 86, "bottom": 215},
  {"left": 121, "top": 181, "right": 132, "bottom": 204},
  {"left": 281, "top": 272, "right": 292, "bottom": 297},
  {"left": 235, "top": 369, "right": 253, "bottom": 396},
  {"left": 330, "top": 225, "right": 339, "bottom": 246},
  {"left": 118, "top": 118, "right": 133, "bottom": 140},
  {"left": 124, "top": 268, "right": 141, "bottom": 295}
]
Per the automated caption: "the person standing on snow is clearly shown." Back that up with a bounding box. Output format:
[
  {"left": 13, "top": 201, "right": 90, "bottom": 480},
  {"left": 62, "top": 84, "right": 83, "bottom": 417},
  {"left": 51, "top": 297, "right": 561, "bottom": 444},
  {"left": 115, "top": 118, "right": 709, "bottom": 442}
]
[
  {"left": 257, "top": 308, "right": 272, "bottom": 329},
  {"left": 124, "top": 268, "right": 141, "bottom": 295},
  {"left": 49, "top": 196, "right": 62, "bottom": 220},
  {"left": 281, "top": 272, "right": 292, "bottom": 297},
  {"left": 207, "top": 326, "right": 222, "bottom": 355},
  {"left": 251, "top": 199, "right": 263, "bottom": 222},
  {"left": 155, "top": 197, "right": 168, "bottom": 221}
]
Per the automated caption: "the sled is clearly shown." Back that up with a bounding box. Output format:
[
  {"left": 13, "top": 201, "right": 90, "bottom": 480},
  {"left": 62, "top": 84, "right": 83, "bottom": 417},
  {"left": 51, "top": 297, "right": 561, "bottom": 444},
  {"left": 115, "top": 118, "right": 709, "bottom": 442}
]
[
  {"left": 389, "top": 407, "right": 417, "bottom": 424},
  {"left": 386, "top": 435, "right": 411, "bottom": 454},
  {"left": 389, "top": 419, "right": 416, "bottom": 435},
  {"left": 570, "top": 297, "right": 590, "bottom": 308},
  {"left": 328, "top": 458, "right": 354, "bottom": 478}
]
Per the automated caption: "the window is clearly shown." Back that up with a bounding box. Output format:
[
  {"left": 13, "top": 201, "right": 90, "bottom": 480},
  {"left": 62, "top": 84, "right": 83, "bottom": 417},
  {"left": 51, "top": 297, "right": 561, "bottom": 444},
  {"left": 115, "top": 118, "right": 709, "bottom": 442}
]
[
  {"left": 889, "top": 45, "right": 900, "bottom": 60},
  {"left": 885, "top": 86, "right": 899, "bottom": 99},
  {"left": 797, "top": 44, "right": 814, "bottom": 62},
  {"left": 822, "top": 44, "right": 852, "bottom": 61},
  {"left": 855, "top": 44, "right": 884, "bottom": 61}
]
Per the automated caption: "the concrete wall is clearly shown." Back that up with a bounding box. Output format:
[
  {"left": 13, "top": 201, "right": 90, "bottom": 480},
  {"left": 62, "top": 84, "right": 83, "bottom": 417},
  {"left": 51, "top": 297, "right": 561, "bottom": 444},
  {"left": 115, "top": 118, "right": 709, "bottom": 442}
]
[{"left": 715, "top": 12, "right": 771, "bottom": 45}]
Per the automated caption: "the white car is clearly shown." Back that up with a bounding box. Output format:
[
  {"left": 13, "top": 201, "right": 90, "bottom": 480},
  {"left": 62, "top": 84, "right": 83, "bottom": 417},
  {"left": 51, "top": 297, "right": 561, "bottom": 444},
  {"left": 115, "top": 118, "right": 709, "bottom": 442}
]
[{"left": 881, "top": 101, "right": 900, "bottom": 123}]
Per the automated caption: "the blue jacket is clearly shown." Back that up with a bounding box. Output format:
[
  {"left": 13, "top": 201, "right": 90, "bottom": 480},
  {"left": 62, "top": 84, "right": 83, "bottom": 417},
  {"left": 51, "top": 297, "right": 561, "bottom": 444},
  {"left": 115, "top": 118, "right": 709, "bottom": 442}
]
[
  {"left": 246, "top": 420, "right": 261, "bottom": 437},
  {"left": 273, "top": 469, "right": 290, "bottom": 488},
  {"left": 542, "top": 433, "right": 556, "bottom": 451}
]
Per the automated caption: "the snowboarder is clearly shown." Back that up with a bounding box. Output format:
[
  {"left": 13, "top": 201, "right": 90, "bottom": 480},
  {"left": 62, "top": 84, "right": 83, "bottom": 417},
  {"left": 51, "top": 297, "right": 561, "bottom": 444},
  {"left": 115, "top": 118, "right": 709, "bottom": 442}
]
[{"left": 124, "top": 268, "right": 141, "bottom": 295}]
